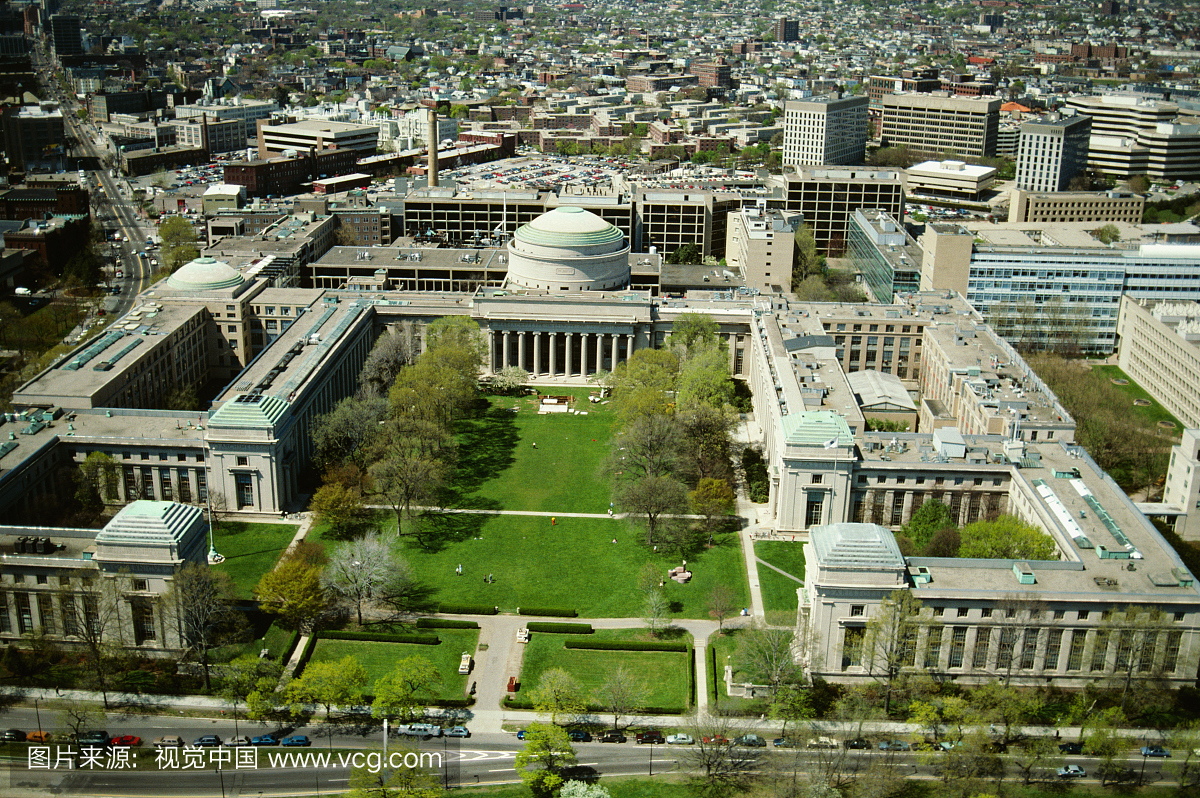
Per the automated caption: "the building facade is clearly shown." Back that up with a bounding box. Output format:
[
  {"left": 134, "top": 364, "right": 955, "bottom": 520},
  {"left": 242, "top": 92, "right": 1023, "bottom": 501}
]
[
  {"left": 1009, "top": 189, "right": 1145, "bottom": 224},
  {"left": 1016, "top": 114, "right": 1092, "bottom": 192},
  {"left": 880, "top": 93, "right": 1000, "bottom": 159},
  {"left": 782, "top": 95, "right": 869, "bottom": 167}
]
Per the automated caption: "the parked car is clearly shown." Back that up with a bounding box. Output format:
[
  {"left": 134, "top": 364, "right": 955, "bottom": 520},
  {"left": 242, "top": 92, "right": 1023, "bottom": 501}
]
[
  {"left": 516, "top": 730, "right": 526, "bottom": 740},
  {"left": 445, "top": 727, "right": 471, "bottom": 738},
  {"left": 77, "top": 731, "right": 110, "bottom": 747},
  {"left": 1058, "top": 742, "right": 1084, "bottom": 754},
  {"left": 666, "top": 734, "right": 694, "bottom": 745},
  {"left": 397, "top": 723, "right": 442, "bottom": 739},
  {"left": 249, "top": 735, "right": 278, "bottom": 746},
  {"left": 224, "top": 736, "right": 251, "bottom": 747},
  {"left": 280, "top": 736, "right": 311, "bottom": 747},
  {"left": 27, "top": 731, "right": 52, "bottom": 743},
  {"left": 844, "top": 737, "right": 871, "bottom": 750},
  {"left": 1057, "top": 765, "right": 1086, "bottom": 778},
  {"left": 734, "top": 735, "right": 767, "bottom": 748},
  {"left": 598, "top": 731, "right": 626, "bottom": 743},
  {"left": 807, "top": 736, "right": 837, "bottom": 749},
  {"left": 193, "top": 735, "right": 222, "bottom": 747},
  {"left": 701, "top": 735, "right": 729, "bottom": 745},
  {"left": 879, "top": 740, "right": 912, "bottom": 752},
  {"left": 153, "top": 736, "right": 184, "bottom": 748},
  {"left": 1, "top": 729, "right": 26, "bottom": 742},
  {"left": 636, "top": 731, "right": 665, "bottom": 745},
  {"left": 772, "top": 738, "right": 795, "bottom": 748},
  {"left": 1141, "top": 746, "right": 1171, "bottom": 757},
  {"left": 110, "top": 735, "right": 142, "bottom": 747},
  {"left": 568, "top": 731, "right": 591, "bottom": 743}
]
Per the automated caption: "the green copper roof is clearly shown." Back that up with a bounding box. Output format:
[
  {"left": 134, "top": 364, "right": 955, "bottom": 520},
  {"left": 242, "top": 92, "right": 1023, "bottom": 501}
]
[
  {"left": 810, "top": 523, "right": 906, "bottom": 569},
  {"left": 208, "top": 393, "right": 290, "bottom": 429},
  {"left": 513, "top": 206, "right": 624, "bottom": 248},
  {"left": 95, "top": 500, "right": 204, "bottom": 548},
  {"left": 781, "top": 410, "right": 854, "bottom": 448}
]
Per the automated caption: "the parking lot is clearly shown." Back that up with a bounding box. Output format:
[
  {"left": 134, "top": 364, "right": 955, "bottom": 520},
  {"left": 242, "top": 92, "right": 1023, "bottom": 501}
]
[{"left": 447, "top": 153, "right": 643, "bottom": 192}]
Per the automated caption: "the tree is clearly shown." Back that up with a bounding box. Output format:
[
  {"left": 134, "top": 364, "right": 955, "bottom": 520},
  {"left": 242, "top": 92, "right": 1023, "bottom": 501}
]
[
  {"left": 769, "top": 682, "right": 813, "bottom": 738},
  {"left": 346, "top": 760, "right": 442, "bottom": 798},
  {"left": 359, "top": 324, "right": 420, "bottom": 398},
  {"left": 309, "top": 482, "right": 372, "bottom": 540},
  {"left": 1011, "top": 735, "right": 1062, "bottom": 785},
  {"left": 491, "top": 365, "right": 530, "bottom": 393},
  {"left": 678, "top": 404, "right": 737, "bottom": 486},
  {"left": 159, "top": 216, "right": 199, "bottom": 273},
  {"left": 792, "top": 224, "right": 825, "bottom": 288},
  {"left": 58, "top": 698, "right": 103, "bottom": 746},
  {"left": 707, "top": 583, "right": 737, "bottom": 632},
  {"left": 285, "top": 655, "right": 368, "bottom": 719},
  {"left": 737, "top": 624, "right": 799, "bottom": 697},
  {"left": 676, "top": 344, "right": 734, "bottom": 410},
  {"left": 78, "top": 451, "right": 118, "bottom": 506},
  {"left": 1167, "top": 720, "right": 1200, "bottom": 789},
  {"left": 609, "top": 348, "right": 680, "bottom": 422},
  {"left": 254, "top": 555, "right": 327, "bottom": 631},
  {"left": 323, "top": 533, "right": 397, "bottom": 626},
  {"left": 860, "top": 589, "right": 922, "bottom": 714},
  {"left": 1100, "top": 605, "right": 1173, "bottom": 712},
  {"left": 57, "top": 575, "right": 126, "bottom": 707},
  {"left": 220, "top": 654, "right": 283, "bottom": 720},
  {"left": 666, "top": 243, "right": 701, "bottom": 264},
  {"left": 970, "top": 682, "right": 1042, "bottom": 750},
  {"left": 959, "top": 515, "right": 1055, "bottom": 560},
  {"left": 902, "top": 500, "right": 954, "bottom": 549},
  {"left": 616, "top": 413, "right": 681, "bottom": 480},
  {"left": 683, "top": 716, "right": 762, "bottom": 796},
  {"left": 1095, "top": 223, "right": 1121, "bottom": 244},
  {"left": 311, "top": 395, "right": 388, "bottom": 473},
  {"left": 371, "top": 655, "right": 442, "bottom": 721},
  {"left": 595, "top": 665, "right": 649, "bottom": 730},
  {"left": 166, "top": 562, "right": 243, "bottom": 690},
  {"left": 668, "top": 313, "right": 719, "bottom": 359},
  {"left": 691, "top": 478, "right": 736, "bottom": 540},
  {"left": 560, "top": 782, "right": 611, "bottom": 798},
  {"left": 923, "top": 526, "right": 961, "bottom": 557},
  {"left": 530, "top": 668, "right": 586, "bottom": 724},
  {"left": 514, "top": 722, "right": 577, "bottom": 798},
  {"left": 368, "top": 424, "right": 446, "bottom": 540},
  {"left": 618, "top": 474, "right": 689, "bottom": 546}
]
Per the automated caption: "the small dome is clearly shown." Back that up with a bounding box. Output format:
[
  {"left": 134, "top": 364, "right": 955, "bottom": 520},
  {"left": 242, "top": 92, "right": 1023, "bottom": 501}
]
[
  {"left": 166, "top": 257, "right": 246, "bottom": 291},
  {"left": 513, "top": 206, "right": 624, "bottom": 249}
]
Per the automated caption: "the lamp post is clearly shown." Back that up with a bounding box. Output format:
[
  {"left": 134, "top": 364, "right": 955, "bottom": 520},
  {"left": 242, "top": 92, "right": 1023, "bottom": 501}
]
[
  {"left": 34, "top": 698, "right": 42, "bottom": 735},
  {"left": 648, "top": 739, "right": 655, "bottom": 776}
]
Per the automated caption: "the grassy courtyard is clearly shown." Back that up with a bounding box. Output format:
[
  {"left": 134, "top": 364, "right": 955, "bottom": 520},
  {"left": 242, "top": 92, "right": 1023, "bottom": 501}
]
[
  {"left": 1090, "top": 365, "right": 1185, "bottom": 431},
  {"left": 209, "top": 521, "right": 298, "bottom": 599},
  {"left": 519, "top": 629, "right": 692, "bottom": 713},
  {"left": 307, "top": 628, "right": 480, "bottom": 702},
  {"left": 754, "top": 541, "right": 806, "bottom": 617},
  {"left": 396, "top": 515, "right": 747, "bottom": 618}
]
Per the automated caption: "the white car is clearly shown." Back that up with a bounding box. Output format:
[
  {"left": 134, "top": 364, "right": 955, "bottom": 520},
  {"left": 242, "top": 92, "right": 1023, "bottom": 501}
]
[
  {"left": 666, "top": 734, "right": 694, "bottom": 745},
  {"left": 1057, "top": 765, "right": 1086, "bottom": 778}
]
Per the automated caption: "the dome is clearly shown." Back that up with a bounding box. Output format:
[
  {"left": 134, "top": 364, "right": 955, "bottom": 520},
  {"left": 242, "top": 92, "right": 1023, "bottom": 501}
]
[
  {"left": 166, "top": 257, "right": 246, "bottom": 292},
  {"left": 506, "top": 207, "right": 630, "bottom": 292}
]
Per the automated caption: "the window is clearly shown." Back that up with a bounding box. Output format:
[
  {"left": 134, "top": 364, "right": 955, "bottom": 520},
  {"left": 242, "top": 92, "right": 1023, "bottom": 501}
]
[
  {"left": 997, "top": 628, "right": 1015, "bottom": 671},
  {"left": 133, "top": 579, "right": 148, "bottom": 592},
  {"left": 36, "top": 574, "right": 47, "bottom": 585},
  {"left": 1174, "top": 612, "right": 1185, "bottom": 622},
  {"left": 972, "top": 628, "right": 992, "bottom": 669},
  {"left": 142, "top": 466, "right": 155, "bottom": 500},
  {"left": 236, "top": 473, "right": 254, "bottom": 508},
  {"left": 811, "top": 474, "right": 823, "bottom": 484},
  {"left": 1020, "top": 629, "right": 1039, "bottom": 669},
  {"left": 227, "top": 325, "right": 236, "bottom": 333},
  {"left": 1066, "top": 630, "right": 1086, "bottom": 671},
  {"left": 236, "top": 456, "right": 249, "bottom": 467},
  {"left": 37, "top": 594, "right": 55, "bottom": 635},
  {"left": 1164, "top": 631, "right": 1183, "bottom": 673},
  {"left": 0, "top": 593, "right": 8, "bottom": 633},
  {"left": 1053, "top": 610, "right": 1065, "bottom": 620},
  {"left": 890, "top": 499, "right": 904, "bottom": 526},
  {"left": 925, "top": 626, "right": 943, "bottom": 668},
  {"left": 933, "top": 606, "right": 944, "bottom": 617},
  {"left": 1044, "top": 629, "right": 1064, "bottom": 670},
  {"left": 1090, "top": 631, "right": 1110, "bottom": 672},
  {"left": 1078, "top": 611, "right": 1089, "bottom": 621},
  {"left": 948, "top": 627, "right": 967, "bottom": 668},
  {"left": 980, "top": 607, "right": 992, "bottom": 618},
  {"left": 957, "top": 607, "right": 969, "bottom": 618},
  {"left": 59, "top": 575, "right": 70, "bottom": 586},
  {"left": 850, "top": 605, "right": 864, "bottom": 617},
  {"left": 131, "top": 598, "right": 156, "bottom": 644},
  {"left": 842, "top": 627, "right": 865, "bottom": 670},
  {"left": 805, "top": 498, "right": 824, "bottom": 527},
  {"left": 13, "top": 573, "right": 24, "bottom": 583},
  {"left": 15, "top": 592, "right": 32, "bottom": 634}
]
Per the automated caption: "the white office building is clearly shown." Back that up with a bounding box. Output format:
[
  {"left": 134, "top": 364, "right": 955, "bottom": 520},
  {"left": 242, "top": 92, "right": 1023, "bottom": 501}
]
[
  {"left": 1016, "top": 114, "right": 1092, "bottom": 192},
  {"left": 782, "top": 95, "right": 869, "bottom": 167}
]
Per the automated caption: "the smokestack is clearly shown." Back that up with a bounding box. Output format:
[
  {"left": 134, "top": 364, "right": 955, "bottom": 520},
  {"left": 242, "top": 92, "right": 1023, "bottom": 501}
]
[{"left": 427, "top": 107, "right": 439, "bottom": 187}]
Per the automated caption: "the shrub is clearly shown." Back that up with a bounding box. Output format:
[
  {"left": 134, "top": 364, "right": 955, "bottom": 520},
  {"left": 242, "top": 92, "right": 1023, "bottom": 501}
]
[
  {"left": 319, "top": 631, "right": 440, "bottom": 645},
  {"left": 437, "top": 603, "right": 498, "bottom": 615},
  {"left": 564, "top": 640, "right": 688, "bottom": 652},
  {"left": 503, "top": 696, "right": 683, "bottom": 714},
  {"left": 742, "top": 448, "right": 769, "bottom": 503},
  {"left": 517, "top": 607, "right": 579, "bottom": 617},
  {"left": 416, "top": 618, "right": 480, "bottom": 629},
  {"left": 525, "top": 622, "right": 593, "bottom": 634}
]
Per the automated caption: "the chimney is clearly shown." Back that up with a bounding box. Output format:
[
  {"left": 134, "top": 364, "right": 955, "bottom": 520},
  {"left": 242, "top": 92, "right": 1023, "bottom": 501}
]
[{"left": 427, "top": 107, "right": 439, "bottom": 187}]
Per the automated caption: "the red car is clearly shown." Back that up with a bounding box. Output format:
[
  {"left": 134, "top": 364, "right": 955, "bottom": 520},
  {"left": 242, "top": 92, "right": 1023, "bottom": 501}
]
[
  {"left": 702, "top": 735, "right": 729, "bottom": 745},
  {"left": 111, "top": 735, "right": 142, "bottom": 747}
]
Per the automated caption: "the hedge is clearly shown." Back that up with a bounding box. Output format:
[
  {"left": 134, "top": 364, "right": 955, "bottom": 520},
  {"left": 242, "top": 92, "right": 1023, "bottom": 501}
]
[
  {"left": 437, "top": 603, "right": 498, "bottom": 615},
  {"left": 564, "top": 639, "right": 689, "bottom": 652},
  {"left": 518, "top": 607, "right": 579, "bottom": 617},
  {"left": 416, "top": 618, "right": 480, "bottom": 630},
  {"left": 525, "top": 622, "right": 593, "bottom": 634},
  {"left": 320, "top": 631, "right": 440, "bottom": 645},
  {"left": 503, "top": 696, "right": 685, "bottom": 715}
]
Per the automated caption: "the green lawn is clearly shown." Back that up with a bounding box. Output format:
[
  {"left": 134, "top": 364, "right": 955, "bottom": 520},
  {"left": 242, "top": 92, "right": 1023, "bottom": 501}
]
[
  {"left": 307, "top": 628, "right": 479, "bottom": 702},
  {"left": 209, "top": 522, "right": 298, "bottom": 599},
  {"left": 754, "top": 541, "right": 806, "bottom": 616},
  {"left": 395, "top": 515, "right": 747, "bottom": 618},
  {"left": 457, "top": 779, "right": 693, "bottom": 798},
  {"left": 707, "top": 629, "right": 767, "bottom": 715},
  {"left": 1090, "top": 365, "right": 1185, "bottom": 432},
  {"left": 519, "top": 629, "right": 691, "bottom": 712},
  {"left": 447, "top": 388, "right": 618, "bottom": 513}
]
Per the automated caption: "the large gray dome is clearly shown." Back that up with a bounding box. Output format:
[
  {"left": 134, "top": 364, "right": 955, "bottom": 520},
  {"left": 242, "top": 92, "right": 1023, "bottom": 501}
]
[
  {"left": 506, "top": 207, "right": 630, "bottom": 291},
  {"left": 166, "top": 257, "right": 246, "bottom": 292}
]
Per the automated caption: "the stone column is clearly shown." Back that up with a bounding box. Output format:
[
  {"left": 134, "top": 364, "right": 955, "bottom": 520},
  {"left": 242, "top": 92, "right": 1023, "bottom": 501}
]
[
  {"left": 501, "top": 331, "right": 510, "bottom": 370},
  {"left": 565, "top": 332, "right": 574, "bottom": 376},
  {"left": 487, "top": 330, "right": 496, "bottom": 372},
  {"left": 518, "top": 331, "right": 526, "bottom": 372},
  {"left": 533, "top": 332, "right": 542, "bottom": 377},
  {"left": 596, "top": 332, "right": 604, "bottom": 372},
  {"left": 626, "top": 333, "right": 635, "bottom": 362},
  {"left": 549, "top": 331, "right": 558, "bottom": 376}
]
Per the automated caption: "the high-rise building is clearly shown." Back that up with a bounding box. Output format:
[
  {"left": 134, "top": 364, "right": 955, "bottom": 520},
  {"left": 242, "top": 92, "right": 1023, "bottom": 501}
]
[
  {"left": 1063, "top": 94, "right": 1200, "bottom": 181},
  {"left": 867, "top": 68, "right": 941, "bottom": 112},
  {"left": 880, "top": 93, "right": 1000, "bottom": 159},
  {"left": 782, "top": 94, "right": 869, "bottom": 167},
  {"left": 47, "top": 13, "right": 81, "bottom": 60},
  {"left": 1015, "top": 114, "right": 1093, "bottom": 192},
  {"left": 774, "top": 17, "right": 799, "bottom": 43}
]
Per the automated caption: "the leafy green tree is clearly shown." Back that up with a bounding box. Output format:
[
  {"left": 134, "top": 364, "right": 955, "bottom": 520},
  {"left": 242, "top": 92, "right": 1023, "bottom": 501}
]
[
  {"left": 902, "top": 500, "right": 955, "bottom": 548},
  {"left": 309, "top": 482, "right": 371, "bottom": 540},
  {"left": 677, "top": 344, "right": 734, "bottom": 410},
  {"left": 666, "top": 243, "right": 701, "bottom": 264},
  {"left": 78, "top": 451, "right": 118, "bottom": 505},
  {"left": 861, "top": 589, "right": 923, "bottom": 714},
  {"left": 285, "top": 655, "right": 368, "bottom": 719},
  {"left": 159, "top": 216, "right": 199, "bottom": 273},
  {"left": 618, "top": 473, "right": 689, "bottom": 546},
  {"left": 769, "top": 681, "right": 813, "bottom": 738},
  {"left": 371, "top": 655, "right": 442, "bottom": 721},
  {"left": 530, "top": 668, "right": 587, "bottom": 724},
  {"left": 253, "top": 555, "right": 327, "bottom": 630},
  {"left": 347, "top": 760, "right": 442, "bottom": 798},
  {"left": 690, "top": 477, "right": 735, "bottom": 537},
  {"left": 1095, "top": 223, "right": 1121, "bottom": 244},
  {"left": 514, "top": 722, "right": 577, "bottom": 798},
  {"left": 220, "top": 654, "right": 283, "bottom": 719},
  {"left": 609, "top": 348, "right": 680, "bottom": 422},
  {"left": 959, "top": 515, "right": 1055, "bottom": 560},
  {"left": 668, "top": 312, "right": 719, "bottom": 356}
]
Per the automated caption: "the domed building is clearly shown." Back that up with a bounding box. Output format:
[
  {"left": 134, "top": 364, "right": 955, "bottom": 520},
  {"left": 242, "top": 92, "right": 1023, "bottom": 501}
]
[
  {"left": 506, "top": 206, "right": 630, "bottom": 291},
  {"left": 166, "top": 257, "right": 247, "bottom": 292}
]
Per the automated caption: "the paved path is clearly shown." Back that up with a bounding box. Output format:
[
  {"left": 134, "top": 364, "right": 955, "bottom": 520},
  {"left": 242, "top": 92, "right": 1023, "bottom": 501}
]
[{"left": 756, "top": 559, "right": 803, "bottom": 583}]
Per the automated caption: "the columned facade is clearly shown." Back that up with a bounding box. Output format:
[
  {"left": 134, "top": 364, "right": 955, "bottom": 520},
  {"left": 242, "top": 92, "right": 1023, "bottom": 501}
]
[{"left": 486, "top": 326, "right": 641, "bottom": 377}]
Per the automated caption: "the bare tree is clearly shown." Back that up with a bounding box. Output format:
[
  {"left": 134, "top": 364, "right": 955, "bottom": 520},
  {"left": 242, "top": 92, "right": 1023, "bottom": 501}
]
[
  {"left": 707, "top": 584, "right": 737, "bottom": 632},
  {"left": 57, "top": 698, "right": 104, "bottom": 742},
  {"left": 993, "top": 593, "right": 1048, "bottom": 686},
  {"left": 1100, "top": 605, "right": 1174, "bottom": 712},
  {"left": 595, "top": 665, "right": 650, "bottom": 730},
  {"left": 614, "top": 413, "right": 681, "bottom": 479},
  {"left": 368, "top": 424, "right": 446, "bottom": 538},
  {"left": 860, "top": 588, "right": 922, "bottom": 714},
  {"left": 322, "top": 533, "right": 395, "bottom": 626},
  {"left": 165, "top": 562, "right": 244, "bottom": 690},
  {"left": 617, "top": 474, "right": 689, "bottom": 546},
  {"left": 57, "top": 575, "right": 127, "bottom": 708},
  {"left": 358, "top": 323, "right": 419, "bottom": 399},
  {"left": 683, "top": 716, "right": 761, "bottom": 796},
  {"left": 643, "top": 588, "right": 669, "bottom": 637},
  {"left": 736, "top": 624, "right": 799, "bottom": 698}
]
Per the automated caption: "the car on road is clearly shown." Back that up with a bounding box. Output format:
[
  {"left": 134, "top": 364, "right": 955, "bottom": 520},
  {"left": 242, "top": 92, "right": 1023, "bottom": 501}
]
[
  {"left": 701, "top": 735, "right": 729, "bottom": 745},
  {"left": 224, "top": 736, "right": 251, "bottom": 747},
  {"left": 110, "top": 735, "right": 142, "bottom": 747},
  {"left": 1141, "top": 745, "right": 1171, "bottom": 757},
  {"left": 666, "top": 734, "right": 694, "bottom": 745},
  {"left": 77, "top": 731, "right": 110, "bottom": 746},
  {"left": 1, "top": 729, "right": 26, "bottom": 742},
  {"left": 516, "top": 730, "right": 526, "bottom": 740},
  {"left": 250, "top": 735, "right": 278, "bottom": 746},
  {"left": 445, "top": 727, "right": 470, "bottom": 738},
  {"left": 598, "top": 731, "right": 626, "bottom": 743},
  {"left": 1057, "top": 765, "right": 1086, "bottom": 778},
  {"left": 115, "top": 270, "right": 123, "bottom": 278},
  {"left": 844, "top": 737, "right": 871, "bottom": 750},
  {"left": 807, "top": 736, "right": 838, "bottom": 749},
  {"left": 193, "top": 735, "right": 222, "bottom": 747},
  {"left": 280, "top": 736, "right": 311, "bottom": 747},
  {"left": 1058, "top": 742, "right": 1083, "bottom": 754},
  {"left": 27, "top": 731, "right": 51, "bottom": 743},
  {"left": 879, "top": 740, "right": 912, "bottom": 752},
  {"left": 568, "top": 731, "right": 591, "bottom": 743},
  {"left": 636, "top": 731, "right": 665, "bottom": 745},
  {"left": 734, "top": 735, "right": 767, "bottom": 748},
  {"left": 153, "top": 736, "right": 184, "bottom": 748}
]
